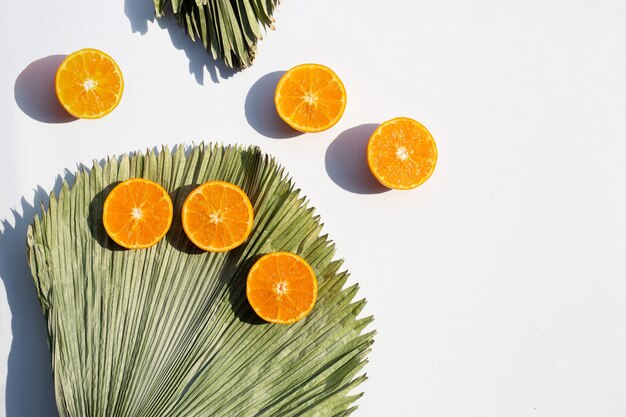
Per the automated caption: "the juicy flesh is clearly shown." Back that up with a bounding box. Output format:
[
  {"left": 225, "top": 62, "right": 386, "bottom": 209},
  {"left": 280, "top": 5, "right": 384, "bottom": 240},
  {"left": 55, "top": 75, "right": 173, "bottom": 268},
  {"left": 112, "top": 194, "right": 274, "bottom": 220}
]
[
  {"left": 369, "top": 119, "right": 437, "bottom": 189},
  {"left": 247, "top": 253, "right": 317, "bottom": 323},
  {"left": 56, "top": 50, "right": 123, "bottom": 118},
  {"left": 276, "top": 66, "right": 345, "bottom": 131},
  {"left": 104, "top": 180, "right": 172, "bottom": 248},
  {"left": 183, "top": 183, "right": 253, "bottom": 251}
]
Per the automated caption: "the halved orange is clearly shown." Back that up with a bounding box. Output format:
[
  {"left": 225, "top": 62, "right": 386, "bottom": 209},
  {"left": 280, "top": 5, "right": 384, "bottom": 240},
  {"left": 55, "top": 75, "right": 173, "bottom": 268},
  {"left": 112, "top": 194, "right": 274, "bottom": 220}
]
[
  {"left": 103, "top": 178, "right": 173, "bottom": 249},
  {"left": 274, "top": 63, "right": 347, "bottom": 132},
  {"left": 181, "top": 181, "right": 254, "bottom": 252},
  {"left": 55, "top": 48, "right": 124, "bottom": 119},
  {"left": 247, "top": 252, "right": 318, "bottom": 324},
  {"left": 367, "top": 117, "right": 438, "bottom": 190}
]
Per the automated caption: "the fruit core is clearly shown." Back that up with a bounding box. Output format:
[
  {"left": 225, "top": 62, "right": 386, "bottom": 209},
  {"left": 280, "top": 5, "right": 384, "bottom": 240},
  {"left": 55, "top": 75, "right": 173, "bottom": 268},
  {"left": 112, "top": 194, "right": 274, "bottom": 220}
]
[
  {"left": 303, "top": 92, "right": 317, "bottom": 105},
  {"left": 209, "top": 211, "right": 224, "bottom": 224},
  {"left": 396, "top": 146, "right": 409, "bottom": 161},
  {"left": 83, "top": 79, "right": 97, "bottom": 91},
  {"left": 131, "top": 207, "right": 143, "bottom": 219},
  {"left": 275, "top": 281, "right": 288, "bottom": 295}
]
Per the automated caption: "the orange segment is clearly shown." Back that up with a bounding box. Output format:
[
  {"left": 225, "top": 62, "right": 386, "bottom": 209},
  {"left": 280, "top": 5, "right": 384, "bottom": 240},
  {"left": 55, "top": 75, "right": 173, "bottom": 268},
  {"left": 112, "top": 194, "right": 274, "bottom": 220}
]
[
  {"left": 274, "top": 64, "right": 347, "bottom": 133},
  {"left": 247, "top": 252, "right": 318, "bottom": 324},
  {"left": 55, "top": 48, "right": 124, "bottom": 119},
  {"left": 367, "top": 117, "right": 438, "bottom": 190},
  {"left": 103, "top": 178, "right": 173, "bottom": 249},
  {"left": 181, "top": 181, "right": 254, "bottom": 252}
]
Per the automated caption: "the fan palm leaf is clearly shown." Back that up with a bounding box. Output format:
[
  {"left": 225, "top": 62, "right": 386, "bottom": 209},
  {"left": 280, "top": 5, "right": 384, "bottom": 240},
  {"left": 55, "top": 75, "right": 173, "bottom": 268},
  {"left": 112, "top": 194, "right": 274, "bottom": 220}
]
[
  {"left": 154, "top": 0, "right": 280, "bottom": 69},
  {"left": 27, "top": 143, "right": 374, "bottom": 417}
]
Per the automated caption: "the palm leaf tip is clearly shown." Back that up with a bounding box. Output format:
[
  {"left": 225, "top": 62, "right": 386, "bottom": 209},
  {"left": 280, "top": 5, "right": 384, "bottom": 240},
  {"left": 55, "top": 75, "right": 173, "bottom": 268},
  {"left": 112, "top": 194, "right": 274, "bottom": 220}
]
[
  {"left": 27, "top": 143, "right": 375, "bottom": 416},
  {"left": 155, "top": 0, "right": 280, "bottom": 69}
]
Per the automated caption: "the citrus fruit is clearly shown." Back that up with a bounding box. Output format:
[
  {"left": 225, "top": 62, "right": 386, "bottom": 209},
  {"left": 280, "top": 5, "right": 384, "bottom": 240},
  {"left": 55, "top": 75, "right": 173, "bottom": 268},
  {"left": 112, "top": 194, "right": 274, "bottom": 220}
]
[
  {"left": 367, "top": 117, "right": 438, "bottom": 190},
  {"left": 103, "top": 178, "right": 173, "bottom": 249},
  {"left": 182, "top": 181, "right": 254, "bottom": 252},
  {"left": 55, "top": 48, "right": 124, "bottom": 119},
  {"left": 274, "top": 63, "right": 347, "bottom": 132},
  {"left": 247, "top": 252, "right": 318, "bottom": 324}
]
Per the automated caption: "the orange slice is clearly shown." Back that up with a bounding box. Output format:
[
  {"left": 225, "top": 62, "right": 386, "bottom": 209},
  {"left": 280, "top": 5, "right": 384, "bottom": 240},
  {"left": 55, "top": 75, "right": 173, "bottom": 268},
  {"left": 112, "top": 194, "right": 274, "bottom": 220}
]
[
  {"left": 247, "top": 252, "right": 318, "bottom": 324},
  {"left": 274, "top": 63, "right": 347, "bottom": 132},
  {"left": 103, "top": 178, "right": 173, "bottom": 249},
  {"left": 55, "top": 48, "right": 124, "bottom": 119},
  {"left": 181, "top": 181, "right": 254, "bottom": 252},
  {"left": 367, "top": 117, "right": 438, "bottom": 190}
]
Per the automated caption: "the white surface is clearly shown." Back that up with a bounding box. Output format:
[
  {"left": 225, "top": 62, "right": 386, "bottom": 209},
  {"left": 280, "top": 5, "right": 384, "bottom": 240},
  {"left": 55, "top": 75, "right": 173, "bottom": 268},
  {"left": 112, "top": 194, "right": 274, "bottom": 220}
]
[{"left": 1, "top": 1, "right": 626, "bottom": 416}]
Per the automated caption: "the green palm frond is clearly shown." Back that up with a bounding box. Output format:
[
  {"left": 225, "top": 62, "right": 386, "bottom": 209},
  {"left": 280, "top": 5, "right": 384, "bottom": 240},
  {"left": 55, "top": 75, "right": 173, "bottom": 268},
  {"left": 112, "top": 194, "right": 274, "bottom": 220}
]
[
  {"left": 27, "top": 143, "right": 374, "bottom": 417},
  {"left": 154, "top": 0, "right": 280, "bottom": 69}
]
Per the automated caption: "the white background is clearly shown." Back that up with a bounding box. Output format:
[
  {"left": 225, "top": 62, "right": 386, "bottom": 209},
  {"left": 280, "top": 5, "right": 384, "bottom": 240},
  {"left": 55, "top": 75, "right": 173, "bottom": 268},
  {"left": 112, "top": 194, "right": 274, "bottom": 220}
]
[{"left": 1, "top": 1, "right": 626, "bottom": 416}]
